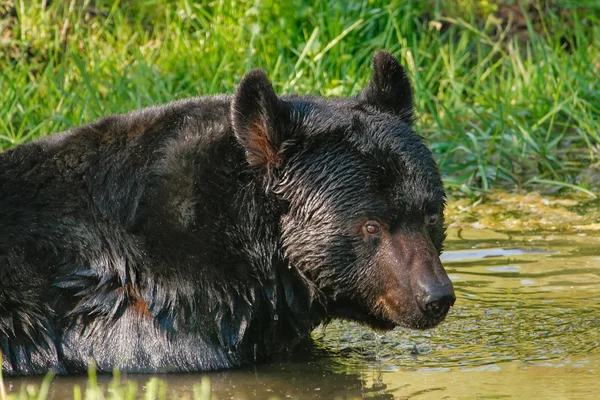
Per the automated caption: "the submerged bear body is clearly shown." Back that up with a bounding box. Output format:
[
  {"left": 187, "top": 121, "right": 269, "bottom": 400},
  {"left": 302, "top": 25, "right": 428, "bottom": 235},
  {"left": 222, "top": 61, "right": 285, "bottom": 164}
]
[{"left": 0, "top": 52, "right": 455, "bottom": 375}]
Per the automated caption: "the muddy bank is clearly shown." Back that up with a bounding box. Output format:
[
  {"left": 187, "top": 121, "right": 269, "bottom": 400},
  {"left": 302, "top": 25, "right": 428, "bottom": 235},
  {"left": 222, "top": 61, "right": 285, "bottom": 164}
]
[{"left": 447, "top": 191, "right": 600, "bottom": 232}]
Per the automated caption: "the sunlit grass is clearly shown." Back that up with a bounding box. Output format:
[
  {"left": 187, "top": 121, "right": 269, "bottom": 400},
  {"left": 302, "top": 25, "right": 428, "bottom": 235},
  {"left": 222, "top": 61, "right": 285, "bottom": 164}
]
[
  {"left": 0, "top": 0, "right": 598, "bottom": 195},
  {"left": 0, "top": 356, "right": 213, "bottom": 400}
]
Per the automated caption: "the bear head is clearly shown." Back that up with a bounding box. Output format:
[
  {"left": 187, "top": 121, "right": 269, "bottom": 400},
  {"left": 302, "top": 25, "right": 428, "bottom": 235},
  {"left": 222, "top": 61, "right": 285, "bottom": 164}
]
[{"left": 231, "top": 51, "right": 455, "bottom": 331}]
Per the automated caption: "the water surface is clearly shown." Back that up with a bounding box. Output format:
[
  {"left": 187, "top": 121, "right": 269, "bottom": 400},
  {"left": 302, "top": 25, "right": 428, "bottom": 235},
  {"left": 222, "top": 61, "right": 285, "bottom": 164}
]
[{"left": 5, "top": 229, "right": 600, "bottom": 399}]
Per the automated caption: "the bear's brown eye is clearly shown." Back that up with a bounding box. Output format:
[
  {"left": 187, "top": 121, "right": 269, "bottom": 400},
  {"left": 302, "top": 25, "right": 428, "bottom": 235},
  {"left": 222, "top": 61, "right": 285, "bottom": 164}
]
[
  {"left": 363, "top": 221, "right": 382, "bottom": 235},
  {"left": 426, "top": 214, "right": 439, "bottom": 225}
]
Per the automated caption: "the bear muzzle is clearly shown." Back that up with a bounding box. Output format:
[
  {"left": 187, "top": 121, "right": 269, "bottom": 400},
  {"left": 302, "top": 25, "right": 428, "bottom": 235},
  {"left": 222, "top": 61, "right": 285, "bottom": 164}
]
[
  {"left": 376, "top": 230, "right": 456, "bottom": 329},
  {"left": 414, "top": 281, "right": 456, "bottom": 320}
]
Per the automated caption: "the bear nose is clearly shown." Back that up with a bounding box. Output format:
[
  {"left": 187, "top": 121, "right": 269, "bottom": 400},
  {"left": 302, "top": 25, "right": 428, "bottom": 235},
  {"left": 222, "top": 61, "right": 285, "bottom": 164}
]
[{"left": 417, "top": 284, "right": 456, "bottom": 319}]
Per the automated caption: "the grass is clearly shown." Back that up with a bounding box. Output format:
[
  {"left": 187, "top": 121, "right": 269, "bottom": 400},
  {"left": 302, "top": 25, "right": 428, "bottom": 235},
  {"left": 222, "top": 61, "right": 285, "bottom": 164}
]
[
  {"left": 1, "top": 0, "right": 599, "bottom": 195},
  {"left": 0, "top": 358, "right": 213, "bottom": 400}
]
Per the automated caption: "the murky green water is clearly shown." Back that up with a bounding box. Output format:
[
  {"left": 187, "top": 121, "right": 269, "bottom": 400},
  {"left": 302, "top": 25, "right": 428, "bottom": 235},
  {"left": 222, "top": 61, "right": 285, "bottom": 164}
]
[{"left": 4, "top": 228, "right": 600, "bottom": 399}]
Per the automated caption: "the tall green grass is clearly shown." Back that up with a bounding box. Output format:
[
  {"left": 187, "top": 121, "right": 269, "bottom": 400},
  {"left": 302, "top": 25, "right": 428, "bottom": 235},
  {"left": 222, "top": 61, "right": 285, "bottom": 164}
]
[{"left": 1, "top": 0, "right": 598, "bottom": 194}]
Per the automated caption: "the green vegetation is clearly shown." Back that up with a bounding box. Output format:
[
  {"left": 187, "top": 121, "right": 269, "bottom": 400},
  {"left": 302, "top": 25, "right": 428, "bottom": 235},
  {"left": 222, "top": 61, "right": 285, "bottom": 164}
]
[
  {"left": 0, "top": 360, "right": 214, "bottom": 400},
  {"left": 1, "top": 0, "right": 599, "bottom": 194}
]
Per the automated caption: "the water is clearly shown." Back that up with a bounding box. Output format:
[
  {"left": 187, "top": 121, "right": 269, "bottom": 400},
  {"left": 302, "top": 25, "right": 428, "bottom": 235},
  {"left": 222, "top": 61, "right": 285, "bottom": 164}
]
[{"left": 4, "top": 229, "right": 600, "bottom": 399}]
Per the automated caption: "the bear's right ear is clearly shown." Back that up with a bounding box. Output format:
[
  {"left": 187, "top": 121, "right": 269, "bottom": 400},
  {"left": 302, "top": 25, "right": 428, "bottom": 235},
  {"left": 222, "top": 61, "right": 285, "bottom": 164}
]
[
  {"left": 358, "top": 51, "right": 414, "bottom": 124},
  {"left": 232, "top": 70, "right": 290, "bottom": 169}
]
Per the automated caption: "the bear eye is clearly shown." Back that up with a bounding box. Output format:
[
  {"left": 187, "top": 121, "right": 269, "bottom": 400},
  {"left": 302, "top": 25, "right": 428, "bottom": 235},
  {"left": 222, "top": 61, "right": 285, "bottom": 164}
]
[
  {"left": 426, "top": 214, "right": 439, "bottom": 225},
  {"left": 363, "top": 221, "right": 382, "bottom": 236}
]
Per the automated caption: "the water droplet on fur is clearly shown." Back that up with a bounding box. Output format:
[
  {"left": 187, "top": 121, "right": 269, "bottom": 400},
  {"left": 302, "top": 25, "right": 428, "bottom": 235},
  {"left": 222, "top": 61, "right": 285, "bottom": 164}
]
[
  {"left": 253, "top": 343, "right": 258, "bottom": 362},
  {"left": 273, "top": 313, "right": 279, "bottom": 321}
]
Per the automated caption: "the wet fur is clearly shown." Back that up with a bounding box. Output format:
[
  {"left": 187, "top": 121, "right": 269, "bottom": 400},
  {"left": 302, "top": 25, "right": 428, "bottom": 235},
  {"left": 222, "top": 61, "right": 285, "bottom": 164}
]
[{"left": 0, "top": 52, "right": 449, "bottom": 375}]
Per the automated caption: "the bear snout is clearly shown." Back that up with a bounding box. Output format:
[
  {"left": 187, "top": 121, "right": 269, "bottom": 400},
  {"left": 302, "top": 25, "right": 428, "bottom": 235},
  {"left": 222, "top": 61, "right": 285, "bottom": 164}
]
[
  {"left": 375, "top": 230, "right": 455, "bottom": 329},
  {"left": 409, "top": 251, "right": 456, "bottom": 326},
  {"left": 415, "top": 282, "right": 456, "bottom": 319}
]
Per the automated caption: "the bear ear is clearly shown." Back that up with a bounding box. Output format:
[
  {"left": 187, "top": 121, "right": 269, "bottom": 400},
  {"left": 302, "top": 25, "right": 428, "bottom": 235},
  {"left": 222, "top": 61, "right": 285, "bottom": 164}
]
[
  {"left": 232, "top": 70, "right": 289, "bottom": 168},
  {"left": 358, "top": 51, "right": 414, "bottom": 124}
]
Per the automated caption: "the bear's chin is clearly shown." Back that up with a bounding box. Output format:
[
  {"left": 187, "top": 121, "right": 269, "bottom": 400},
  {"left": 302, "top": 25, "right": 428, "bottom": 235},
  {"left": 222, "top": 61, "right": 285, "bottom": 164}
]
[
  {"left": 366, "top": 311, "right": 449, "bottom": 332},
  {"left": 328, "top": 297, "right": 449, "bottom": 331},
  {"left": 377, "top": 304, "right": 450, "bottom": 331}
]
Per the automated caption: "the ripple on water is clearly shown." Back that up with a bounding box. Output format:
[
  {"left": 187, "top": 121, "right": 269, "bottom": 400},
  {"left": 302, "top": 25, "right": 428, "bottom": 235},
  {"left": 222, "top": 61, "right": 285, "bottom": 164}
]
[{"left": 317, "top": 230, "right": 600, "bottom": 395}]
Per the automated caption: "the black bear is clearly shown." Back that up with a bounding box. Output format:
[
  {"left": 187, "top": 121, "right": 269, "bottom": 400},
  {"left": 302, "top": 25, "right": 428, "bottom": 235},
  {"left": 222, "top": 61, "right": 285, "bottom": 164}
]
[{"left": 0, "top": 51, "right": 455, "bottom": 375}]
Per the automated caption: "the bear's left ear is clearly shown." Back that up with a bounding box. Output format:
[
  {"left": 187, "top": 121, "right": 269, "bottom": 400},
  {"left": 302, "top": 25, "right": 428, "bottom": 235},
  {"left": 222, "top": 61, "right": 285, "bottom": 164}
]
[
  {"left": 358, "top": 51, "right": 414, "bottom": 124},
  {"left": 231, "top": 70, "right": 290, "bottom": 169}
]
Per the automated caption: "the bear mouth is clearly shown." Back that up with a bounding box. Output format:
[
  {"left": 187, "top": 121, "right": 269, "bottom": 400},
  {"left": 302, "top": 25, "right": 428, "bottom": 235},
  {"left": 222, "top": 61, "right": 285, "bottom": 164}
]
[
  {"left": 374, "top": 296, "right": 451, "bottom": 330},
  {"left": 327, "top": 296, "right": 450, "bottom": 331}
]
